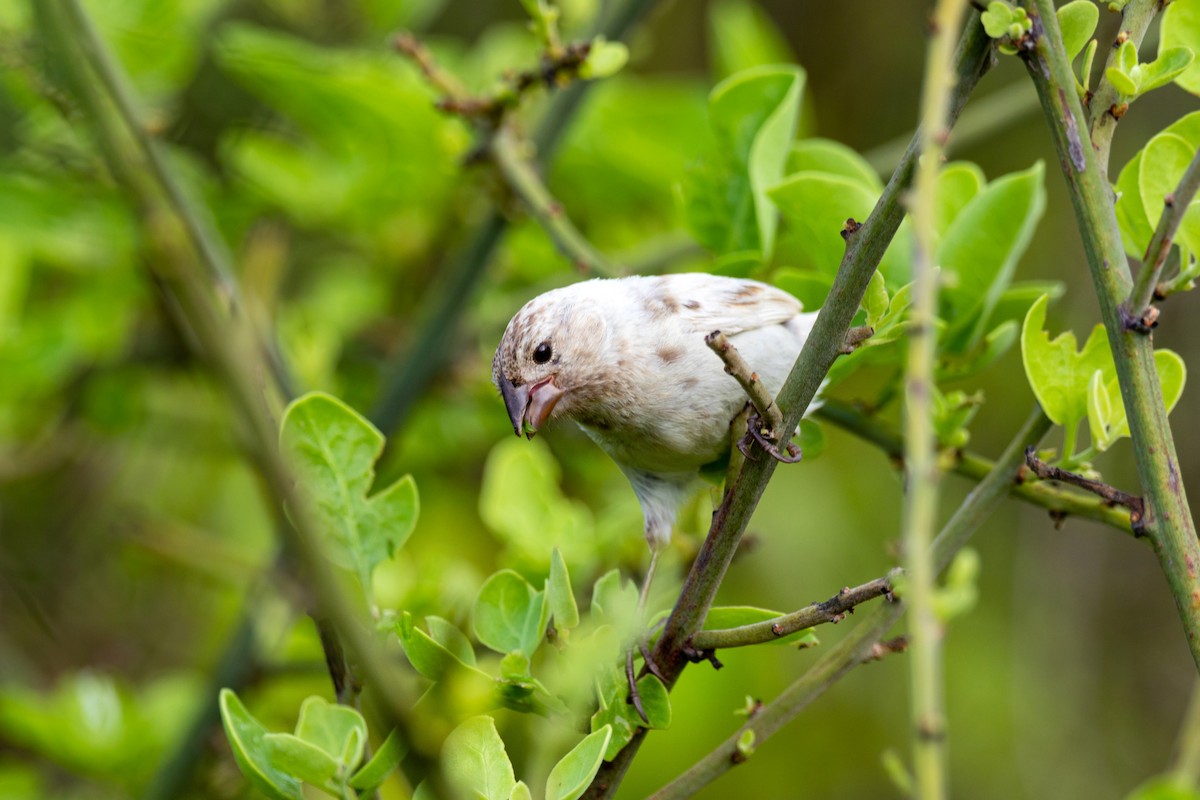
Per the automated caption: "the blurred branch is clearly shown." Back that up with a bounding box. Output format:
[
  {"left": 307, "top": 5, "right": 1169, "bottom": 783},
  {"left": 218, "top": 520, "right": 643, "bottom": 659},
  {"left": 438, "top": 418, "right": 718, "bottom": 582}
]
[
  {"left": 1126, "top": 148, "right": 1200, "bottom": 328},
  {"left": 54, "top": 0, "right": 294, "bottom": 398},
  {"left": 816, "top": 400, "right": 1134, "bottom": 534},
  {"left": 369, "top": 0, "right": 659, "bottom": 436},
  {"left": 581, "top": 15, "right": 996, "bottom": 798},
  {"left": 652, "top": 404, "right": 1051, "bottom": 799},
  {"left": 489, "top": 128, "right": 618, "bottom": 276},
  {"left": 1087, "top": 0, "right": 1158, "bottom": 172},
  {"left": 905, "top": 2, "right": 970, "bottom": 792},
  {"left": 1021, "top": 0, "right": 1200, "bottom": 672}
]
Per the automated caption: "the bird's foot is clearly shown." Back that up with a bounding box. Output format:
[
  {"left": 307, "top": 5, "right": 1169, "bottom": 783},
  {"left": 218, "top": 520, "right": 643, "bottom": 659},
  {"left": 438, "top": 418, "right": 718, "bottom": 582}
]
[
  {"left": 737, "top": 413, "right": 803, "bottom": 464},
  {"left": 624, "top": 638, "right": 667, "bottom": 724}
]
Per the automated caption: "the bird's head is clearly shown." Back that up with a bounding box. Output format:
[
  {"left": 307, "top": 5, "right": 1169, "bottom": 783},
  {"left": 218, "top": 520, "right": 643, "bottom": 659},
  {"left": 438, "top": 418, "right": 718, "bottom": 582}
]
[{"left": 492, "top": 286, "right": 611, "bottom": 439}]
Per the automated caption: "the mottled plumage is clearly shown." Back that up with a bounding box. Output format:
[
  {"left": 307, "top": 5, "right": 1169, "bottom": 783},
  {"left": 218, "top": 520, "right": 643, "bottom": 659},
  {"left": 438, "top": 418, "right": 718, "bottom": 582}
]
[{"left": 492, "top": 274, "right": 817, "bottom": 549}]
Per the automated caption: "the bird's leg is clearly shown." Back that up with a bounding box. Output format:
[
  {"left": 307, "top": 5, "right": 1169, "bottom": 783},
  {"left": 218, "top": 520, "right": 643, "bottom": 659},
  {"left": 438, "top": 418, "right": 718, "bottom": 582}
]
[
  {"left": 626, "top": 543, "right": 667, "bottom": 724},
  {"left": 742, "top": 411, "right": 803, "bottom": 464}
]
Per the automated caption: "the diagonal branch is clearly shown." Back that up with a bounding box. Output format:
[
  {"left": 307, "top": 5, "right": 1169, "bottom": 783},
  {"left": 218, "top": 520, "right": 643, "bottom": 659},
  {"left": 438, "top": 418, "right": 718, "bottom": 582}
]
[
  {"left": 1021, "top": 0, "right": 1200, "bottom": 673},
  {"left": 580, "top": 14, "right": 996, "bottom": 798},
  {"left": 1087, "top": 0, "right": 1159, "bottom": 172}
]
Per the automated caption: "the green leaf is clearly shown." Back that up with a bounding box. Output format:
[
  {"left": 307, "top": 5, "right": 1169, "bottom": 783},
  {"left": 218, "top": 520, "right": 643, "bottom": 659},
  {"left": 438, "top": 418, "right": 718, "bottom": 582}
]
[
  {"left": 579, "top": 38, "right": 628, "bottom": 80},
  {"left": 1119, "top": 38, "right": 1139, "bottom": 75},
  {"left": 546, "top": 548, "right": 580, "bottom": 630},
  {"left": 736, "top": 729, "right": 757, "bottom": 758},
  {"left": 279, "top": 392, "right": 419, "bottom": 593},
  {"left": 397, "top": 612, "right": 472, "bottom": 680},
  {"left": 426, "top": 617, "right": 476, "bottom": 667},
  {"left": 1081, "top": 38, "right": 1099, "bottom": 90},
  {"left": 1162, "top": 0, "right": 1200, "bottom": 94},
  {"left": 933, "top": 548, "right": 980, "bottom": 621},
  {"left": 786, "top": 138, "right": 882, "bottom": 192},
  {"left": 443, "top": 717, "right": 516, "bottom": 800},
  {"left": 1105, "top": 66, "right": 1139, "bottom": 97},
  {"left": 940, "top": 162, "right": 1046, "bottom": 350},
  {"left": 935, "top": 162, "right": 986, "bottom": 237},
  {"left": 772, "top": 268, "right": 832, "bottom": 309},
  {"left": 683, "top": 66, "right": 804, "bottom": 260},
  {"left": 864, "top": 270, "right": 889, "bottom": 328},
  {"left": 1138, "top": 133, "right": 1200, "bottom": 256},
  {"left": 770, "top": 172, "right": 911, "bottom": 283},
  {"left": 510, "top": 782, "right": 534, "bottom": 800},
  {"left": 218, "top": 690, "right": 304, "bottom": 800},
  {"left": 590, "top": 676, "right": 671, "bottom": 759},
  {"left": 981, "top": 2, "right": 1016, "bottom": 38},
  {"left": 349, "top": 728, "right": 406, "bottom": 792},
  {"left": 1058, "top": 0, "right": 1099, "bottom": 62},
  {"left": 292, "top": 696, "right": 367, "bottom": 771},
  {"left": 1089, "top": 350, "right": 1187, "bottom": 451},
  {"left": 708, "top": 0, "right": 796, "bottom": 79},
  {"left": 473, "top": 570, "right": 549, "bottom": 658},
  {"left": 1139, "top": 47, "right": 1195, "bottom": 93},
  {"left": 545, "top": 726, "right": 613, "bottom": 800},
  {"left": 590, "top": 569, "right": 640, "bottom": 637},
  {"left": 1020, "top": 294, "right": 1112, "bottom": 436},
  {"left": 1125, "top": 775, "right": 1200, "bottom": 800},
  {"left": 701, "top": 606, "right": 820, "bottom": 648},
  {"left": 263, "top": 733, "right": 339, "bottom": 789},
  {"left": 1115, "top": 111, "right": 1200, "bottom": 257},
  {"left": 796, "top": 419, "right": 827, "bottom": 461}
]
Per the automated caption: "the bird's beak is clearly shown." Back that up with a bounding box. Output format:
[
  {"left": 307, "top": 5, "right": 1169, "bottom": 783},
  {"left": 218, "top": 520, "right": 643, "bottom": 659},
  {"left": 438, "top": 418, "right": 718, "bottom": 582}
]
[{"left": 499, "top": 375, "right": 564, "bottom": 439}]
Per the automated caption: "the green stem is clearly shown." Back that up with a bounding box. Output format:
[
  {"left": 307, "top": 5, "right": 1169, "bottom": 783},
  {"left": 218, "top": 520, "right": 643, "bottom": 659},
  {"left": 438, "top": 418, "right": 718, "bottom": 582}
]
[
  {"left": 490, "top": 129, "right": 617, "bottom": 276},
  {"left": 1088, "top": 0, "right": 1158, "bottom": 172},
  {"left": 1022, "top": 0, "right": 1200, "bottom": 671},
  {"left": 906, "top": 3, "right": 968, "bottom": 794},
  {"left": 1128, "top": 147, "right": 1200, "bottom": 318},
  {"left": 56, "top": 0, "right": 295, "bottom": 398},
  {"left": 817, "top": 400, "right": 1135, "bottom": 533},
  {"left": 650, "top": 406, "right": 1052, "bottom": 799},
  {"left": 580, "top": 16, "right": 995, "bottom": 799}
]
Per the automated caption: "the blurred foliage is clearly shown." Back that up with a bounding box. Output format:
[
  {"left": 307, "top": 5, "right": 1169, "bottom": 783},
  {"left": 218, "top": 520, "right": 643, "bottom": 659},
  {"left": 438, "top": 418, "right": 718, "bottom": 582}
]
[{"left": 3, "top": 0, "right": 1200, "bottom": 799}]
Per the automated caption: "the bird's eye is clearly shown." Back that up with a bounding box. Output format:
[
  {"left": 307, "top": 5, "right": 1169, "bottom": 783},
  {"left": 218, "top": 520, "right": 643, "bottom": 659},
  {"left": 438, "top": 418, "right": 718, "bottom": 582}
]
[{"left": 533, "top": 342, "right": 553, "bottom": 364}]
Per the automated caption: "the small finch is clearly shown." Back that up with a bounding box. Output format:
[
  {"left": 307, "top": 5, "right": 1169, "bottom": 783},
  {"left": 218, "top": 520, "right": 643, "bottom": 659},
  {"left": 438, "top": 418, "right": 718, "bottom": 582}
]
[{"left": 492, "top": 273, "right": 817, "bottom": 552}]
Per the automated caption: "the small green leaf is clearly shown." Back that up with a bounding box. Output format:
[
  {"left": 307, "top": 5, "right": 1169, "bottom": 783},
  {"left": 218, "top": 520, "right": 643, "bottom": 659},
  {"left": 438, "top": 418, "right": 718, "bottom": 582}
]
[
  {"left": 1138, "top": 133, "right": 1200, "bottom": 256},
  {"left": 397, "top": 612, "right": 471, "bottom": 680},
  {"left": 1105, "top": 66, "right": 1139, "bottom": 97},
  {"left": 1058, "top": 0, "right": 1099, "bottom": 62},
  {"left": 579, "top": 38, "right": 628, "bottom": 80},
  {"left": 933, "top": 548, "right": 980, "bottom": 622},
  {"left": 982, "top": 2, "right": 1016, "bottom": 38},
  {"left": 1139, "top": 47, "right": 1195, "bottom": 93},
  {"left": 735, "top": 729, "right": 757, "bottom": 758},
  {"left": 510, "top": 782, "right": 534, "bottom": 800},
  {"left": 443, "top": 717, "right": 516, "bottom": 800},
  {"left": 864, "top": 270, "right": 889, "bottom": 328},
  {"left": 280, "top": 392, "right": 419, "bottom": 593},
  {"left": 935, "top": 162, "right": 986, "bottom": 237},
  {"left": 1161, "top": 0, "right": 1200, "bottom": 94},
  {"left": 796, "top": 419, "right": 827, "bottom": 461},
  {"left": 1081, "top": 38, "right": 1098, "bottom": 90},
  {"left": 1020, "top": 294, "right": 1113, "bottom": 436},
  {"left": 1115, "top": 111, "right": 1200, "bottom": 258},
  {"left": 701, "top": 606, "right": 820, "bottom": 648},
  {"left": 546, "top": 548, "right": 580, "bottom": 630},
  {"left": 426, "top": 616, "right": 476, "bottom": 667},
  {"left": 218, "top": 690, "right": 304, "bottom": 800},
  {"left": 263, "top": 733, "right": 339, "bottom": 789},
  {"left": 1118, "top": 38, "right": 1138, "bottom": 75},
  {"left": 545, "top": 726, "right": 613, "bottom": 800},
  {"left": 349, "top": 728, "right": 406, "bottom": 792},
  {"left": 590, "top": 569, "right": 640, "bottom": 635},
  {"left": 590, "top": 676, "right": 671, "bottom": 759},
  {"left": 1090, "top": 350, "right": 1187, "bottom": 451},
  {"left": 473, "top": 570, "right": 549, "bottom": 658},
  {"left": 1087, "top": 370, "right": 1117, "bottom": 451},
  {"left": 292, "top": 696, "right": 367, "bottom": 772}
]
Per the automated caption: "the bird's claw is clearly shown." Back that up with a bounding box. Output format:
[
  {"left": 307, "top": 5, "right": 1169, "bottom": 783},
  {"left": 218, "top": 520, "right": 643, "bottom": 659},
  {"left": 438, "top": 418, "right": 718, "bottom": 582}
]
[
  {"left": 739, "top": 414, "right": 803, "bottom": 464},
  {"left": 625, "top": 649, "right": 650, "bottom": 724}
]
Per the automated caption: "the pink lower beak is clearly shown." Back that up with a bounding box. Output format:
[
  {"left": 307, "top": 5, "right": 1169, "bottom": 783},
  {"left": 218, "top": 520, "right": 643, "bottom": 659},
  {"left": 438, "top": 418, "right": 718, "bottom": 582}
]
[{"left": 499, "top": 376, "right": 564, "bottom": 438}]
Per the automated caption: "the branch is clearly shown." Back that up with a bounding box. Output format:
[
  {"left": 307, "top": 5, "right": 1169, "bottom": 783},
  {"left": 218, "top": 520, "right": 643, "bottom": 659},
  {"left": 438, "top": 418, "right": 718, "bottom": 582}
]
[
  {"left": 1023, "top": 446, "right": 1145, "bottom": 529},
  {"left": 905, "top": 1, "right": 969, "bottom": 793},
  {"left": 816, "top": 400, "right": 1135, "bottom": 534},
  {"left": 1087, "top": 0, "right": 1159, "bottom": 172},
  {"left": 1126, "top": 147, "right": 1200, "bottom": 327},
  {"left": 688, "top": 573, "right": 898, "bottom": 651},
  {"left": 1021, "top": 0, "right": 1200, "bottom": 672},
  {"left": 648, "top": 401, "right": 1053, "bottom": 800},
  {"left": 580, "top": 15, "right": 996, "bottom": 798},
  {"left": 368, "top": 0, "right": 659, "bottom": 437},
  {"left": 489, "top": 129, "right": 617, "bottom": 276}
]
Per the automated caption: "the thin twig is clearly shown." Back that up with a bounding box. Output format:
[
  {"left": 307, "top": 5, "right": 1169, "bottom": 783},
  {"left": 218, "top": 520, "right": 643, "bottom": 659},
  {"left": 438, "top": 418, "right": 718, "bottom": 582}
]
[
  {"left": 688, "top": 573, "right": 898, "bottom": 651},
  {"left": 1088, "top": 0, "right": 1159, "bottom": 172},
  {"left": 580, "top": 16, "right": 996, "bottom": 798},
  {"left": 1023, "top": 447, "right": 1145, "bottom": 530},
  {"left": 1126, "top": 148, "right": 1200, "bottom": 327},
  {"left": 704, "top": 331, "right": 784, "bottom": 435},
  {"left": 1021, "top": 0, "right": 1200, "bottom": 672},
  {"left": 489, "top": 129, "right": 617, "bottom": 276}
]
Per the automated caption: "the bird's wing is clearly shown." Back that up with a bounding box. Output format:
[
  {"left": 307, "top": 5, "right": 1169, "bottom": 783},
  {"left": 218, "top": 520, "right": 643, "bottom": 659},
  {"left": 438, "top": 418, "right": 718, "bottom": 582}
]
[{"left": 641, "top": 274, "right": 803, "bottom": 336}]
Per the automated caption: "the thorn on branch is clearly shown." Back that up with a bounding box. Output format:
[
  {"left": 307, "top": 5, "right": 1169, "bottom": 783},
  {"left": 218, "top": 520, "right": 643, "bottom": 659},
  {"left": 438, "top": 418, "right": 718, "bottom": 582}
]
[
  {"left": 681, "top": 641, "right": 724, "bottom": 670},
  {"left": 840, "top": 217, "right": 863, "bottom": 241},
  {"left": 841, "top": 325, "right": 875, "bottom": 354},
  {"left": 1119, "top": 302, "right": 1159, "bottom": 335},
  {"left": 1024, "top": 446, "right": 1146, "bottom": 534},
  {"left": 1110, "top": 102, "right": 1129, "bottom": 120}
]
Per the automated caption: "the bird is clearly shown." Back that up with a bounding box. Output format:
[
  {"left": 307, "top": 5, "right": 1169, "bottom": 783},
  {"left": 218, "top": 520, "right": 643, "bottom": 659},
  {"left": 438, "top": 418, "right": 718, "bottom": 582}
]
[{"left": 491, "top": 273, "right": 819, "bottom": 575}]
